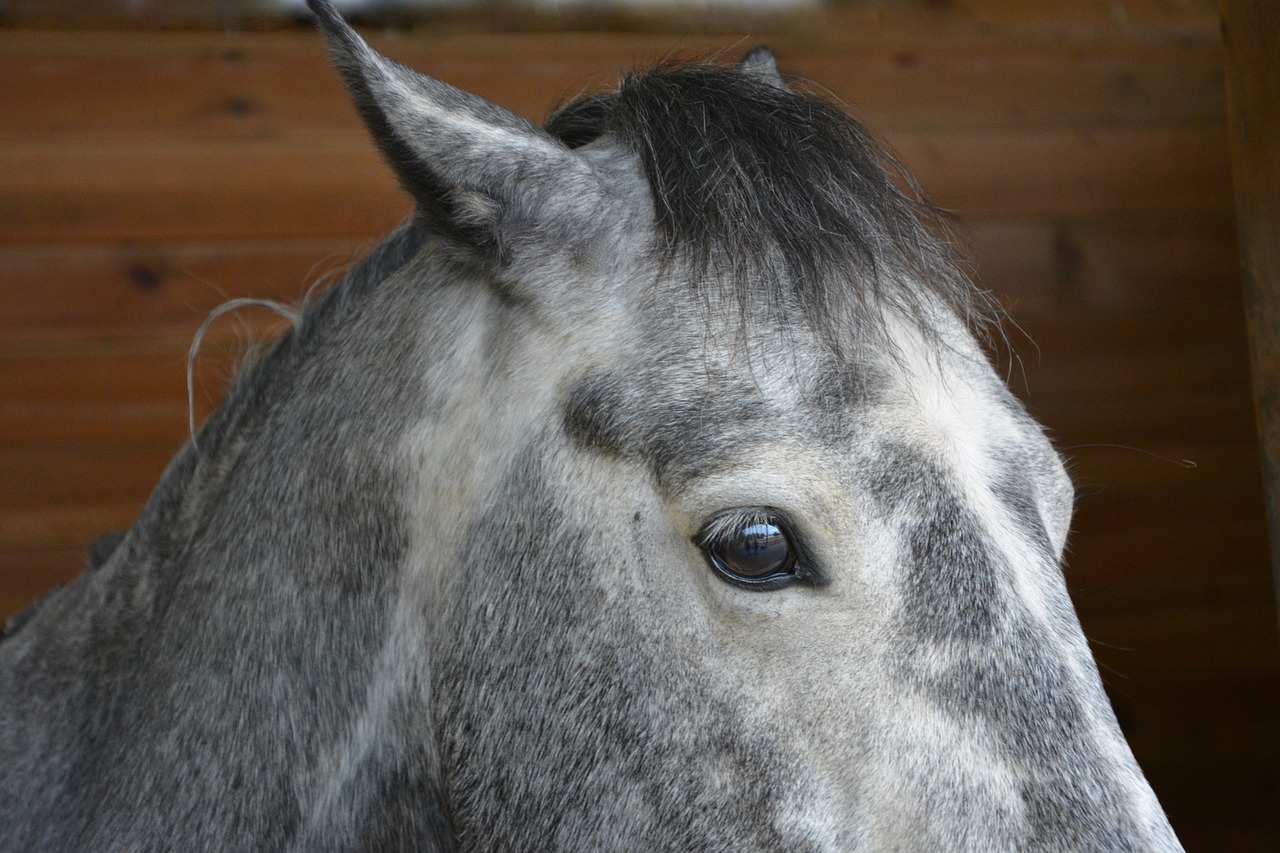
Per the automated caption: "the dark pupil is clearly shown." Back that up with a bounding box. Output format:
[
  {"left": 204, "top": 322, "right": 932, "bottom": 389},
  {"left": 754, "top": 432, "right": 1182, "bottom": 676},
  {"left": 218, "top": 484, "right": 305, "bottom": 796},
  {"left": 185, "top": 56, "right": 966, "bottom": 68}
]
[{"left": 715, "top": 522, "right": 791, "bottom": 578}]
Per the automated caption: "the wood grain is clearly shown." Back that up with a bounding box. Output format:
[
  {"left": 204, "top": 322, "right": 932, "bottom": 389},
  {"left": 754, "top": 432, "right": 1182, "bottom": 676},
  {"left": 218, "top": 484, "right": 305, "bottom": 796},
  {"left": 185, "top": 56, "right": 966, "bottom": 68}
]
[
  {"left": 1224, "top": 0, "right": 1280, "bottom": 624},
  {"left": 0, "top": 127, "right": 1233, "bottom": 243},
  {"left": 0, "top": 29, "right": 1227, "bottom": 135}
]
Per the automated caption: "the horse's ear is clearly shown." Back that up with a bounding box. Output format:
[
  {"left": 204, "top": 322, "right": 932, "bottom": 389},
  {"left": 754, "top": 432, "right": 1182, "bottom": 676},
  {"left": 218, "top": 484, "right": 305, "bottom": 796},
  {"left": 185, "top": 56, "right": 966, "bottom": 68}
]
[
  {"left": 739, "top": 46, "right": 788, "bottom": 90},
  {"left": 307, "top": 0, "right": 602, "bottom": 247}
]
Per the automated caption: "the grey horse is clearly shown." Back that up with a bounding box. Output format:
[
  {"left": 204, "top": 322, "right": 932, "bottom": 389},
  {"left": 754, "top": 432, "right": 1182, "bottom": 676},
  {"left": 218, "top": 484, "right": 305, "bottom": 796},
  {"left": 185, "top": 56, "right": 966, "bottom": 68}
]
[{"left": 0, "top": 1, "right": 1182, "bottom": 849}]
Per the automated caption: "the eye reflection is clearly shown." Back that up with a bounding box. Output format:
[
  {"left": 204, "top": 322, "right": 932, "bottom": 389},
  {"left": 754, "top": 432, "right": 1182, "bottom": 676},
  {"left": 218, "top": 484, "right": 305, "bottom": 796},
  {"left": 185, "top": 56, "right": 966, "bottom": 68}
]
[
  {"left": 698, "top": 509, "right": 800, "bottom": 590},
  {"left": 714, "top": 521, "right": 791, "bottom": 578}
]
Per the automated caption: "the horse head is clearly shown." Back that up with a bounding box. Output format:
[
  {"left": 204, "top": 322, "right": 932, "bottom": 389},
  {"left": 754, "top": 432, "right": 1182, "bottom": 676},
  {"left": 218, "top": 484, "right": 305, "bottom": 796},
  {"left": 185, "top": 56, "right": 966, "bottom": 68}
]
[{"left": 0, "top": 2, "right": 1182, "bottom": 849}]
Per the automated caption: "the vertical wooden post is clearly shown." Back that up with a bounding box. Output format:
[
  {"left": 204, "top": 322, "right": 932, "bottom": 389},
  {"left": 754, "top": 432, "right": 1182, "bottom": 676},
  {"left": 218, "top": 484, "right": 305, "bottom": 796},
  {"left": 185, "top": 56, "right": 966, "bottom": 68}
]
[{"left": 1222, "top": 0, "right": 1280, "bottom": 623}]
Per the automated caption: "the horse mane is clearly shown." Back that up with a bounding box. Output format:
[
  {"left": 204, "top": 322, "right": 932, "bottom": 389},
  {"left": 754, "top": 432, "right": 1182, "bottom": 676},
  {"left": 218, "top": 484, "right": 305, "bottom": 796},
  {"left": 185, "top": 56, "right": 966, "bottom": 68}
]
[{"left": 545, "top": 60, "right": 993, "bottom": 350}]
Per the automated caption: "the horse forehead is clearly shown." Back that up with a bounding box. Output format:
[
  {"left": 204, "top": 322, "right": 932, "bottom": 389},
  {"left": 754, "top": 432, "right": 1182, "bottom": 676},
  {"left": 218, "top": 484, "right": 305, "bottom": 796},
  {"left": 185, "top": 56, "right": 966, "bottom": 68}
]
[
  {"left": 557, "top": 333, "right": 887, "bottom": 484},
  {"left": 557, "top": 313, "right": 1034, "bottom": 469}
]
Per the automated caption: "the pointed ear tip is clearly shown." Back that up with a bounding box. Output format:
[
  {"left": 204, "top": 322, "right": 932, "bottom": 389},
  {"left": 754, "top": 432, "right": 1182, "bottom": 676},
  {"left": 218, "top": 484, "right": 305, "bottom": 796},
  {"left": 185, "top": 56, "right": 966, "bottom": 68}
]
[
  {"left": 306, "top": 0, "right": 369, "bottom": 61},
  {"left": 305, "top": 0, "right": 345, "bottom": 31},
  {"left": 742, "top": 46, "right": 779, "bottom": 70},
  {"left": 739, "top": 46, "right": 783, "bottom": 76},
  {"left": 739, "top": 46, "right": 787, "bottom": 89}
]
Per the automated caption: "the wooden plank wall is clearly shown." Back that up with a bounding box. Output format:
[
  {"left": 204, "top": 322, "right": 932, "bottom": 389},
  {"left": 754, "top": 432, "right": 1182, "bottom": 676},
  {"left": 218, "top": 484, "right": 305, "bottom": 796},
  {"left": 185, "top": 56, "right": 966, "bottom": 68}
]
[
  {"left": 1224, "top": 0, "right": 1280, "bottom": 620},
  {"left": 1, "top": 1, "right": 1276, "bottom": 846}
]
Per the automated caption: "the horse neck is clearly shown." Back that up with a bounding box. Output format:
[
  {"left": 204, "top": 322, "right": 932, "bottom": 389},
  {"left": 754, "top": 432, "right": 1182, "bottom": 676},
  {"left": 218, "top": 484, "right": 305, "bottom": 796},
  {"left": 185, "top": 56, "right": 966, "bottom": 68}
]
[{"left": 1, "top": 223, "right": 458, "bottom": 848}]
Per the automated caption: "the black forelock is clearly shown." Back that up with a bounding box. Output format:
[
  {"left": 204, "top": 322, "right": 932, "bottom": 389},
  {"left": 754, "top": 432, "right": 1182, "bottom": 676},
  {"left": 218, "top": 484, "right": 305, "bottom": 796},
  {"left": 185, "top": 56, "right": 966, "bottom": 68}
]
[{"left": 544, "top": 57, "right": 990, "bottom": 351}]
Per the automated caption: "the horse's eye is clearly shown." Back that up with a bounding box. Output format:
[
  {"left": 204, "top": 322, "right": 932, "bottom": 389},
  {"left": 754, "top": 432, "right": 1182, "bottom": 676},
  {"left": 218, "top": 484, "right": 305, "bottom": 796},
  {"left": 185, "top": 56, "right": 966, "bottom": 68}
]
[{"left": 698, "top": 510, "right": 800, "bottom": 591}]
